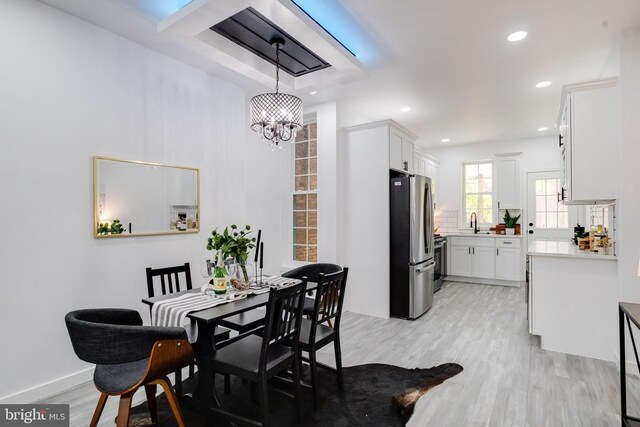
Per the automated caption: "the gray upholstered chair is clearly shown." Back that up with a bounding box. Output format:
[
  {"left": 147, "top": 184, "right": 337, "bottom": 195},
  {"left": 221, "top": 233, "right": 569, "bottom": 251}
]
[
  {"left": 282, "top": 263, "right": 342, "bottom": 318},
  {"left": 65, "top": 309, "right": 193, "bottom": 427}
]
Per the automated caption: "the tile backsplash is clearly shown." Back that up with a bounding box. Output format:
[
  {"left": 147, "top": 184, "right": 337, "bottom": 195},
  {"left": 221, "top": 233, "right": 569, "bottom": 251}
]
[{"left": 434, "top": 210, "right": 458, "bottom": 233}]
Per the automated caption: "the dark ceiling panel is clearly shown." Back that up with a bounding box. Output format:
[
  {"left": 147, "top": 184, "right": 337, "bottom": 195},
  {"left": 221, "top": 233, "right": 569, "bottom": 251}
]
[{"left": 211, "top": 7, "right": 331, "bottom": 77}]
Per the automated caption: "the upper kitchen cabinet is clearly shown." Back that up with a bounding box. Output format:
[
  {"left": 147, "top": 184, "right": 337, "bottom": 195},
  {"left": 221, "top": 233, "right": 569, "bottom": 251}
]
[
  {"left": 495, "top": 153, "right": 522, "bottom": 210},
  {"left": 415, "top": 151, "right": 440, "bottom": 209},
  {"left": 389, "top": 126, "right": 417, "bottom": 174},
  {"left": 558, "top": 78, "right": 619, "bottom": 204}
]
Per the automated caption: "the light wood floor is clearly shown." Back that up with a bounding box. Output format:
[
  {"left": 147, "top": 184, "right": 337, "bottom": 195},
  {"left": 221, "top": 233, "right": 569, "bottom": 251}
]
[{"left": 42, "top": 281, "right": 640, "bottom": 426}]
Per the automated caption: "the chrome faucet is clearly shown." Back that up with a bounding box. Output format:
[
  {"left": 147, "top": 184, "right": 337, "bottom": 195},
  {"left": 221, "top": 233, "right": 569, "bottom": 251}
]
[{"left": 470, "top": 212, "right": 479, "bottom": 234}]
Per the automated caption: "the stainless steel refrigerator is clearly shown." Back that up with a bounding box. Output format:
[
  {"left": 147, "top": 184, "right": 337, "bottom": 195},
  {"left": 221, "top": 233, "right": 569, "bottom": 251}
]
[{"left": 390, "top": 174, "right": 435, "bottom": 319}]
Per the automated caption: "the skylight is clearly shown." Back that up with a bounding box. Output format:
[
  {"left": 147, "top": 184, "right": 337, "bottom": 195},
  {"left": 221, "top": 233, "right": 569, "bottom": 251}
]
[
  {"left": 148, "top": 0, "right": 193, "bottom": 20},
  {"left": 291, "top": 0, "right": 375, "bottom": 62}
]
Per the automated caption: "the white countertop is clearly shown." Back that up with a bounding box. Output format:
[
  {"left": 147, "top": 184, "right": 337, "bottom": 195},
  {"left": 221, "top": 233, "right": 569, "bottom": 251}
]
[
  {"left": 443, "top": 232, "right": 524, "bottom": 239},
  {"left": 527, "top": 239, "right": 617, "bottom": 260}
]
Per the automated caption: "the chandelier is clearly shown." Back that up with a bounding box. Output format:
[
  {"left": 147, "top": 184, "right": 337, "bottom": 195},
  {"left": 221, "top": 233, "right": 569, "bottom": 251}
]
[{"left": 250, "top": 37, "right": 303, "bottom": 150}]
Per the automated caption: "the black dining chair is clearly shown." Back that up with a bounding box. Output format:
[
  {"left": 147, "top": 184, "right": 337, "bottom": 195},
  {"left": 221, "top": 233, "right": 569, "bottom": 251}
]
[
  {"left": 65, "top": 309, "right": 192, "bottom": 427},
  {"left": 282, "top": 263, "right": 342, "bottom": 320},
  {"left": 208, "top": 280, "right": 308, "bottom": 427},
  {"left": 146, "top": 262, "right": 230, "bottom": 395},
  {"left": 298, "top": 268, "right": 349, "bottom": 410}
]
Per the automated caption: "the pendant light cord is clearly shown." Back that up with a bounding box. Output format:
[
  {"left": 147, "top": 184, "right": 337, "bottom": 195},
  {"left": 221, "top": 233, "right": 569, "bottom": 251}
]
[{"left": 275, "top": 43, "right": 280, "bottom": 95}]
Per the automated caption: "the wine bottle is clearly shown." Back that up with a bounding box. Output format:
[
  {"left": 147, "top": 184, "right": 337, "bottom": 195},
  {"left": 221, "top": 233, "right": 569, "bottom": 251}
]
[{"left": 213, "top": 251, "right": 227, "bottom": 294}]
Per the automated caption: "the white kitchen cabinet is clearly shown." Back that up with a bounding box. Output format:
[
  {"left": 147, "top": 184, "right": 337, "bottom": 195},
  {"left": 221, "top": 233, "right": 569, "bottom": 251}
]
[
  {"left": 390, "top": 127, "right": 415, "bottom": 173},
  {"left": 449, "top": 237, "right": 496, "bottom": 279},
  {"left": 495, "top": 153, "right": 522, "bottom": 210},
  {"left": 495, "top": 239, "right": 522, "bottom": 281},
  {"left": 414, "top": 151, "right": 440, "bottom": 209},
  {"left": 558, "top": 78, "right": 618, "bottom": 204},
  {"left": 472, "top": 246, "right": 495, "bottom": 279},
  {"left": 450, "top": 245, "right": 472, "bottom": 276}
]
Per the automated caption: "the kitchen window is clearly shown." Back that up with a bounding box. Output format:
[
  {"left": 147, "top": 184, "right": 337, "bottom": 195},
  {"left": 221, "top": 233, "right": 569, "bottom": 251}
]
[
  {"left": 534, "top": 178, "right": 568, "bottom": 228},
  {"left": 292, "top": 121, "right": 318, "bottom": 262},
  {"left": 463, "top": 161, "right": 494, "bottom": 226}
]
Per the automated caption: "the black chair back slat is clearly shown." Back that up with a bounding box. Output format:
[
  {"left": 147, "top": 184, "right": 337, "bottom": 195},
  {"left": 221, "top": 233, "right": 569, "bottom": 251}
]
[
  {"left": 160, "top": 275, "right": 166, "bottom": 295},
  {"left": 146, "top": 263, "right": 192, "bottom": 298},
  {"left": 312, "top": 269, "right": 348, "bottom": 335},
  {"left": 259, "top": 280, "right": 307, "bottom": 371}
]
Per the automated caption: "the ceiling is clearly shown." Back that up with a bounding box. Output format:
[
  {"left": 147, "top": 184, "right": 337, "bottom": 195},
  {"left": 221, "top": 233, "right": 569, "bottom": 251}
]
[{"left": 39, "top": 0, "right": 640, "bottom": 149}]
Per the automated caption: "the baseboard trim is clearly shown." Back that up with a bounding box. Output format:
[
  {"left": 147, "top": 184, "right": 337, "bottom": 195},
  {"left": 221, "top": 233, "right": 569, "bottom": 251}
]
[
  {"left": 613, "top": 350, "right": 640, "bottom": 378},
  {"left": 445, "top": 276, "right": 523, "bottom": 288},
  {"left": 0, "top": 368, "right": 94, "bottom": 404}
]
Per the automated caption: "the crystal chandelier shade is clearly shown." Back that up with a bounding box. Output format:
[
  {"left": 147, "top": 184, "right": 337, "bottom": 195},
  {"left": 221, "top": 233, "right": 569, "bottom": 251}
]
[
  {"left": 249, "top": 38, "right": 303, "bottom": 148},
  {"left": 250, "top": 93, "right": 303, "bottom": 144}
]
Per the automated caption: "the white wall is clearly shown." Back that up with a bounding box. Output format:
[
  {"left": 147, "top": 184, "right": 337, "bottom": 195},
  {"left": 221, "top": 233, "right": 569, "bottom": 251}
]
[
  {"left": 0, "top": 0, "right": 285, "bottom": 402},
  {"left": 618, "top": 30, "right": 640, "bottom": 369},
  {"left": 425, "top": 136, "right": 560, "bottom": 228}
]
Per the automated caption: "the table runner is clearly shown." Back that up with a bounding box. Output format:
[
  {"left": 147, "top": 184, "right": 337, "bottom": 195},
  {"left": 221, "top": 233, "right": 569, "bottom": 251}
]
[
  {"left": 151, "top": 277, "right": 303, "bottom": 328},
  {"left": 151, "top": 293, "right": 233, "bottom": 327}
]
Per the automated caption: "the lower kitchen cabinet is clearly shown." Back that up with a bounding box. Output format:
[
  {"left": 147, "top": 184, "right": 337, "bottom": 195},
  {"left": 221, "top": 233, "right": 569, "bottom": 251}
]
[
  {"left": 449, "top": 237, "right": 495, "bottom": 278},
  {"left": 448, "top": 235, "right": 523, "bottom": 283},
  {"left": 450, "top": 245, "right": 472, "bottom": 276},
  {"left": 495, "top": 239, "right": 522, "bottom": 281},
  {"left": 472, "top": 246, "right": 495, "bottom": 279}
]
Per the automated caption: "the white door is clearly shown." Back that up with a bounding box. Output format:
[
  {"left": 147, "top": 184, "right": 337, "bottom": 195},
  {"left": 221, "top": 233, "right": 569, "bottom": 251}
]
[
  {"left": 526, "top": 171, "right": 577, "bottom": 242},
  {"left": 472, "top": 246, "right": 495, "bottom": 279},
  {"left": 495, "top": 247, "right": 520, "bottom": 281},
  {"left": 450, "top": 245, "right": 472, "bottom": 276}
]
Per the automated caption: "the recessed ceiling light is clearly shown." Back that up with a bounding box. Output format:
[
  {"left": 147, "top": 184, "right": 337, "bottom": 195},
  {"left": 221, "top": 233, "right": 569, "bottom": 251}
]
[
  {"left": 441, "top": 138, "right": 450, "bottom": 143},
  {"left": 400, "top": 107, "right": 411, "bottom": 112},
  {"left": 507, "top": 31, "right": 527, "bottom": 42},
  {"left": 535, "top": 81, "right": 552, "bottom": 88},
  {"left": 538, "top": 127, "right": 549, "bottom": 132},
  {"left": 309, "top": 91, "right": 317, "bottom": 95}
]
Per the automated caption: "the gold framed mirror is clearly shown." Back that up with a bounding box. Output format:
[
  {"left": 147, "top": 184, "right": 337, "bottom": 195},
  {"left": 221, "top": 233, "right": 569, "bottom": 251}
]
[{"left": 93, "top": 156, "right": 200, "bottom": 238}]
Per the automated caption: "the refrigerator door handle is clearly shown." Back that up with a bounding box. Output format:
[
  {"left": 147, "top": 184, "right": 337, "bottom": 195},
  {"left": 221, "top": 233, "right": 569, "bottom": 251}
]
[
  {"left": 423, "top": 183, "right": 429, "bottom": 255},
  {"left": 415, "top": 261, "right": 436, "bottom": 273}
]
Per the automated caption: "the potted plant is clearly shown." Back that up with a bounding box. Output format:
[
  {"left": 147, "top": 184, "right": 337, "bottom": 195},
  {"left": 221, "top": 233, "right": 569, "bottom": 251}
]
[
  {"left": 207, "top": 224, "right": 256, "bottom": 283},
  {"left": 503, "top": 210, "right": 521, "bottom": 235}
]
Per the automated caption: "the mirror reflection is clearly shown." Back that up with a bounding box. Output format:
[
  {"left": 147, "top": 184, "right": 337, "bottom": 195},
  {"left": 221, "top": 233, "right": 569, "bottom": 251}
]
[{"left": 93, "top": 156, "right": 199, "bottom": 237}]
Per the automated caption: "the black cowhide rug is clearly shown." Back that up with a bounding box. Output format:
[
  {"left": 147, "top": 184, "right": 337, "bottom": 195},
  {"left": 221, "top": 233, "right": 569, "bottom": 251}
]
[{"left": 128, "top": 363, "right": 462, "bottom": 426}]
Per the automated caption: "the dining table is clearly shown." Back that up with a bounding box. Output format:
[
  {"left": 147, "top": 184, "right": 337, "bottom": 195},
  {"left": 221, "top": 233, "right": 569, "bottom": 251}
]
[{"left": 141, "top": 280, "right": 317, "bottom": 413}]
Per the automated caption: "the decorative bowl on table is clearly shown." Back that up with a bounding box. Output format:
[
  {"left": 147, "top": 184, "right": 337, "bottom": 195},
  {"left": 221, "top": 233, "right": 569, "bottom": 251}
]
[{"left": 230, "top": 278, "right": 252, "bottom": 290}]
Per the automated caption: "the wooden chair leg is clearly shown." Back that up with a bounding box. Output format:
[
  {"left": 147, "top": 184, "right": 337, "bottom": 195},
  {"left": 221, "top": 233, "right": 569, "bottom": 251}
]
[
  {"left": 157, "top": 377, "right": 187, "bottom": 427},
  {"left": 309, "top": 350, "right": 319, "bottom": 411},
  {"left": 188, "top": 362, "right": 195, "bottom": 379},
  {"left": 89, "top": 393, "right": 108, "bottom": 427},
  {"left": 259, "top": 377, "right": 270, "bottom": 427},
  {"left": 334, "top": 339, "right": 344, "bottom": 391},
  {"left": 115, "top": 392, "right": 134, "bottom": 427},
  {"left": 144, "top": 384, "right": 158, "bottom": 424},
  {"left": 174, "top": 368, "right": 183, "bottom": 397}
]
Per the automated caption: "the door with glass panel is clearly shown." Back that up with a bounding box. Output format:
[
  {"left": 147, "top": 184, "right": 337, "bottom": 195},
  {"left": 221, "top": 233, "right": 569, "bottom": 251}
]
[{"left": 526, "top": 171, "right": 576, "bottom": 241}]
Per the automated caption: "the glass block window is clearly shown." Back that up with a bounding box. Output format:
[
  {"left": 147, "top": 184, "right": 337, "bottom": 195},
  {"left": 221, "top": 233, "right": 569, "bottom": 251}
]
[
  {"left": 293, "top": 122, "right": 318, "bottom": 262},
  {"left": 535, "top": 178, "right": 569, "bottom": 228},
  {"left": 463, "top": 161, "right": 493, "bottom": 225}
]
